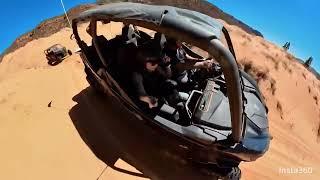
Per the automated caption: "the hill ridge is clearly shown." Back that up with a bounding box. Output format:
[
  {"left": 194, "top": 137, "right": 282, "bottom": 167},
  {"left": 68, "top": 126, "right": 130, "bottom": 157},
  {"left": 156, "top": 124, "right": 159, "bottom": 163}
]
[{"left": 0, "top": 0, "right": 262, "bottom": 63}]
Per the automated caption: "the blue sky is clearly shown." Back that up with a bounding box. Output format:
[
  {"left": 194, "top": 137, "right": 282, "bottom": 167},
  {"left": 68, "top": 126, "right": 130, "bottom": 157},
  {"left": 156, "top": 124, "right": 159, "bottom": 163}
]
[
  {"left": 0, "top": 0, "right": 94, "bottom": 53},
  {"left": 209, "top": 0, "right": 320, "bottom": 71},
  {"left": 0, "top": 0, "right": 319, "bottom": 71}
]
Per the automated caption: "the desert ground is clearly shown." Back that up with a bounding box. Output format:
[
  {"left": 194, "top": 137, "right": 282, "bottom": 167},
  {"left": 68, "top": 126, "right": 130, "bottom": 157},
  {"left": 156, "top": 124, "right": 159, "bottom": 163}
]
[{"left": 0, "top": 20, "right": 320, "bottom": 180}]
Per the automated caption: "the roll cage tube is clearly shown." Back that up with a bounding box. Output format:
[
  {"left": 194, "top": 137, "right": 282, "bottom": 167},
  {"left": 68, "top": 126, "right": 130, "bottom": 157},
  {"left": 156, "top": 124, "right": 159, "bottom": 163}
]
[
  {"left": 222, "top": 27, "right": 247, "bottom": 140},
  {"left": 207, "top": 39, "right": 244, "bottom": 142},
  {"left": 222, "top": 27, "right": 237, "bottom": 60},
  {"left": 91, "top": 19, "right": 109, "bottom": 67},
  {"left": 72, "top": 15, "right": 244, "bottom": 143}
]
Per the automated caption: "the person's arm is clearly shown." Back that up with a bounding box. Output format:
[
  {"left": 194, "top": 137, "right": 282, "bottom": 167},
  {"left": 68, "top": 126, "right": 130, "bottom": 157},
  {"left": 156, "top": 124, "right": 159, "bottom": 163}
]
[
  {"left": 175, "top": 60, "right": 213, "bottom": 73},
  {"left": 184, "top": 53, "right": 204, "bottom": 62},
  {"left": 178, "top": 47, "right": 204, "bottom": 62},
  {"left": 131, "top": 72, "right": 158, "bottom": 108},
  {"left": 139, "top": 96, "right": 158, "bottom": 109}
]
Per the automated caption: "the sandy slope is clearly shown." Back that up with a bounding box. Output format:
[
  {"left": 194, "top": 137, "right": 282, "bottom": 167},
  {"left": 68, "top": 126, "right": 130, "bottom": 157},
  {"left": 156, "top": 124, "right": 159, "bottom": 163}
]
[{"left": 0, "top": 20, "right": 320, "bottom": 180}]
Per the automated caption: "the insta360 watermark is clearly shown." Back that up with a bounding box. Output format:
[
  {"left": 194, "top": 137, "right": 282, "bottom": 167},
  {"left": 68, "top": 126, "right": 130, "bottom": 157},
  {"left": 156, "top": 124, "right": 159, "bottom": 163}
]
[{"left": 279, "top": 167, "right": 313, "bottom": 174}]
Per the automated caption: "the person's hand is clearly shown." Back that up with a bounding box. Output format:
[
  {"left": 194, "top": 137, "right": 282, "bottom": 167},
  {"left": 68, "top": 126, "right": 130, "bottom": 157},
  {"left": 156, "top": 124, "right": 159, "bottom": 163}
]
[
  {"left": 200, "top": 60, "right": 213, "bottom": 69},
  {"left": 162, "top": 55, "right": 171, "bottom": 64},
  {"left": 139, "top": 96, "right": 158, "bottom": 109}
]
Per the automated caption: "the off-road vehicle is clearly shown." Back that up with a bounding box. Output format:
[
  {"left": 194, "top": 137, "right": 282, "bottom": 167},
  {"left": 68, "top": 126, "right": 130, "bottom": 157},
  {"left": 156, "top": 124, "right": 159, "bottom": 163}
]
[
  {"left": 72, "top": 3, "right": 270, "bottom": 179},
  {"left": 44, "top": 44, "right": 72, "bottom": 64}
]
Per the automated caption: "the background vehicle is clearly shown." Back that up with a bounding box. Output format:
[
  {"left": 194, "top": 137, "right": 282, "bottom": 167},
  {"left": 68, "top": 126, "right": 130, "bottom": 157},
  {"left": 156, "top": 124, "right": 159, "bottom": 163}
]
[
  {"left": 72, "top": 3, "right": 270, "bottom": 179},
  {"left": 44, "top": 44, "right": 72, "bottom": 65}
]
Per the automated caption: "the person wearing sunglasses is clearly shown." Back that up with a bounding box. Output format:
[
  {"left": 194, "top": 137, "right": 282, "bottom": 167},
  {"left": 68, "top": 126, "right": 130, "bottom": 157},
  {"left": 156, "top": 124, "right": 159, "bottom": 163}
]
[
  {"left": 127, "top": 44, "right": 179, "bottom": 110},
  {"left": 162, "top": 37, "right": 213, "bottom": 85}
]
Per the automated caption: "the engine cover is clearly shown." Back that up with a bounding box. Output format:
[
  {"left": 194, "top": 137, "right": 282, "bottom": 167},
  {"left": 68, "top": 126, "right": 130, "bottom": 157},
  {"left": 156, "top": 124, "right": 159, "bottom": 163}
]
[{"left": 193, "top": 79, "right": 232, "bottom": 130}]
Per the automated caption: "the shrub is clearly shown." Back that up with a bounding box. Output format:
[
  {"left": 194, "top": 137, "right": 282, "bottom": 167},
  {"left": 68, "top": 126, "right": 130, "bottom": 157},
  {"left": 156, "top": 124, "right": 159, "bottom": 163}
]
[
  {"left": 289, "top": 122, "right": 294, "bottom": 129},
  {"left": 308, "top": 86, "right": 311, "bottom": 94},
  {"left": 260, "top": 41, "right": 269, "bottom": 49},
  {"left": 313, "top": 95, "right": 318, "bottom": 105},
  {"left": 286, "top": 53, "right": 294, "bottom": 61},
  {"left": 318, "top": 122, "right": 320, "bottom": 138},
  {"left": 239, "top": 59, "right": 269, "bottom": 84},
  {"left": 276, "top": 100, "right": 283, "bottom": 119},
  {"left": 263, "top": 52, "right": 279, "bottom": 70},
  {"left": 282, "top": 61, "right": 288, "bottom": 70},
  {"left": 302, "top": 72, "right": 307, "bottom": 80},
  {"left": 270, "top": 78, "right": 277, "bottom": 95}
]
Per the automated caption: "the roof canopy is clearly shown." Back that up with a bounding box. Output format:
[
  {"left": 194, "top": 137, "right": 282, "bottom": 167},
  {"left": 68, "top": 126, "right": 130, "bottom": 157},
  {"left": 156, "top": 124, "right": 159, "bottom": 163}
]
[{"left": 74, "top": 2, "right": 224, "bottom": 41}]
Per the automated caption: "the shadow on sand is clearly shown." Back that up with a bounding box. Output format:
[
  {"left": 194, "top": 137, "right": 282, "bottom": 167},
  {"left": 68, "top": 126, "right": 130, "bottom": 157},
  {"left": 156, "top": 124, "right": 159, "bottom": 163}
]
[{"left": 69, "top": 87, "right": 217, "bottom": 180}]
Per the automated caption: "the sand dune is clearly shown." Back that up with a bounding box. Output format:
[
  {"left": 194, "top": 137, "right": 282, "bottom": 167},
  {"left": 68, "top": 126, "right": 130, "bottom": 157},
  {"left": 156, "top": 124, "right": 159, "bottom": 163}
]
[{"left": 0, "top": 20, "right": 320, "bottom": 180}]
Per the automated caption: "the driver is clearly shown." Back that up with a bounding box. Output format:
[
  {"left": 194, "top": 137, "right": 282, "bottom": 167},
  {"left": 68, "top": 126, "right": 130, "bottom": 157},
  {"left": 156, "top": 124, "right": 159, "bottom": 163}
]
[{"left": 162, "top": 37, "right": 213, "bottom": 84}]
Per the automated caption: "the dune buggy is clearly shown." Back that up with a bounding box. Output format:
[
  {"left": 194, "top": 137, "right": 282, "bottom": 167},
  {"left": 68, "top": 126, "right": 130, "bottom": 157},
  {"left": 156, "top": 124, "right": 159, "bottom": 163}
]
[
  {"left": 72, "top": 3, "right": 270, "bottom": 179},
  {"left": 44, "top": 44, "right": 72, "bottom": 65}
]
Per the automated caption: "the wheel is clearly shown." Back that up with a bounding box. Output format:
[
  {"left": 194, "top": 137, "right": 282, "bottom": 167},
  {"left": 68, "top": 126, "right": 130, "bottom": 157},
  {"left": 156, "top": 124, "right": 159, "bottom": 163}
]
[
  {"left": 218, "top": 167, "right": 241, "bottom": 180},
  {"left": 190, "top": 160, "right": 241, "bottom": 180}
]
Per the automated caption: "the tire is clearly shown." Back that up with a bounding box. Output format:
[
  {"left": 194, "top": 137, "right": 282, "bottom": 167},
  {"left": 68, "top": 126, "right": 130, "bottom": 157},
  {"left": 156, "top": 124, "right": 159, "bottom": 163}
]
[
  {"left": 219, "top": 167, "right": 241, "bottom": 180},
  {"left": 190, "top": 161, "right": 241, "bottom": 180}
]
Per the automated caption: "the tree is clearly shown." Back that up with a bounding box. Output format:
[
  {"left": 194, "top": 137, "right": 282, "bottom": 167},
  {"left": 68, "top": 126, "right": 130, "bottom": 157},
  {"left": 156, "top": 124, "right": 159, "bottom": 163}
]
[
  {"left": 304, "top": 56, "right": 313, "bottom": 68},
  {"left": 283, "top": 42, "right": 290, "bottom": 51}
]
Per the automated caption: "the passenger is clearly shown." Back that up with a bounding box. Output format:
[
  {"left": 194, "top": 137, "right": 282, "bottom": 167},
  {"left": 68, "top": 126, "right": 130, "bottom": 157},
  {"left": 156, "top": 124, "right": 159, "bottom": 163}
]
[
  {"left": 162, "top": 37, "right": 213, "bottom": 84},
  {"left": 121, "top": 24, "right": 140, "bottom": 46},
  {"left": 127, "top": 44, "right": 180, "bottom": 110}
]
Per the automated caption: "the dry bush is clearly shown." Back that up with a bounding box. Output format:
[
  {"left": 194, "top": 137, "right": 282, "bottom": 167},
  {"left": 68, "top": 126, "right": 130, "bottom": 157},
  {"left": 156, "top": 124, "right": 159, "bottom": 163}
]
[
  {"left": 314, "top": 95, "right": 318, "bottom": 105},
  {"left": 282, "top": 61, "right": 288, "bottom": 70},
  {"left": 263, "top": 52, "right": 279, "bottom": 70},
  {"left": 308, "top": 86, "right": 311, "bottom": 94},
  {"left": 302, "top": 72, "right": 307, "bottom": 80},
  {"left": 286, "top": 53, "right": 294, "bottom": 61},
  {"left": 260, "top": 41, "right": 269, "bottom": 49},
  {"left": 275, "top": 61, "right": 280, "bottom": 70},
  {"left": 264, "top": 53, "right": 276, "bottom": 63},
  {"left": 262, "top": 94, "right": 267, "bottom": 103},
  {"left": 241, "top": 34, "right": 252, "bottom": 42},
  {"left": 241, "top": 41, "right": 247, "bottom": 46},
  {"left": 239, "top": 58, "right": 279, "bottom": 96},
  {"left": 269, "top": 134, "right": 274, "bottom": 140},
  {"left": 256, "top": 71, "right": 269, "bottom": 82},
  {"left": 239, "top": 59, "right": 269, "bottom": 84},
  {"left": 289, "top": 122, "right": 294, "bottom": 129},
  {"left": 246, "top": 35, "right": 252, "bottom": 42},
  {"left": 270, "top": 78, "right": 277, "bottom": 95},
  {"left": 277, "top": 100, "right": 284, "bottom": 119},
  {"left": 281, "top": 60, "right": 293, "bottom": 74},
  {"left": 318, "top": 122, "right": 320, "bottom": 138}
]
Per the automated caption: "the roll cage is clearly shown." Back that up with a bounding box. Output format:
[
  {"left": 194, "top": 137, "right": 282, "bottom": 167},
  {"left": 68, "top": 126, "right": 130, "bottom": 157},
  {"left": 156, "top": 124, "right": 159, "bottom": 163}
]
[{"left": 72, "top": 3, "right": 245, "bottom": 143}]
